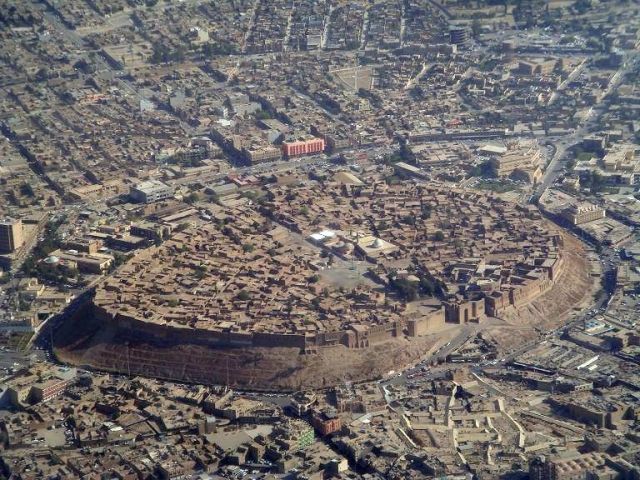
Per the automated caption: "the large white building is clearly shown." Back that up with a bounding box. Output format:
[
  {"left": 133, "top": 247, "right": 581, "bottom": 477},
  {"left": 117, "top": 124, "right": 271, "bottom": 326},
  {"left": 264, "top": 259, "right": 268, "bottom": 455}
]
[
  {"left": 130, "top": 180, "right": 173, "bottom": 204},
  {"left": 562, "top": 203, "right": 606, "bottom": 226}
]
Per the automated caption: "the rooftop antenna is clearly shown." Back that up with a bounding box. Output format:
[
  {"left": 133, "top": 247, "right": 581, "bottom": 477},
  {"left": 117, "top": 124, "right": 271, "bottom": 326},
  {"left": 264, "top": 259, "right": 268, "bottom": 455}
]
[
  {"left": 226, "top": 356, "right": 230, "bottom": 389},
  {"left": 49, "top": 321, "right": 54, "bottom": 356},
  {"left": 350, "top": 248, "right": 357, "bottom": 277},
  {"left": 354, "top": 56, "right": 359, "bottom": 92},
  {"left": 126, "top": 341, "right": 131, "bottom": 378}
]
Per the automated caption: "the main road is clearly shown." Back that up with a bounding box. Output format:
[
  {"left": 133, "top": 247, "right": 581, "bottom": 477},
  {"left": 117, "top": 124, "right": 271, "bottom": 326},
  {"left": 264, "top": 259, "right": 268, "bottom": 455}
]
[{"left": 534, "top": 51, "right": 639, "bottom": 200}]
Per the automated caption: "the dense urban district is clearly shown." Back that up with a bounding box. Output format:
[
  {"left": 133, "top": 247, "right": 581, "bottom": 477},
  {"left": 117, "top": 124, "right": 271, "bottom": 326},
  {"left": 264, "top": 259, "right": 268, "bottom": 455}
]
[{"left": 0, "top": 0, "right": 640, "bottom": 478}]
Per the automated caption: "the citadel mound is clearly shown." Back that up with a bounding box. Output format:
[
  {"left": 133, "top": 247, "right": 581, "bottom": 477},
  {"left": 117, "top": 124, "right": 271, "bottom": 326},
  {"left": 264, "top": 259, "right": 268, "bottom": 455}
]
[{"left": 54, "top": 182, "right": 592, "bottom": 390}]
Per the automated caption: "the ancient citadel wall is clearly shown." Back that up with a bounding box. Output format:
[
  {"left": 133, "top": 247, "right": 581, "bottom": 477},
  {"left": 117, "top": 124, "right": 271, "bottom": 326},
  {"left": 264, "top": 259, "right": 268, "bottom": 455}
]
[
  {"left": 91, "top": 250, "right": 567, "bottom": 353},
  {"left": 486, "top": 254, "right": 565, "bottom": 316},
  {"left": 96, "top": 304, "right": 409, "bottom": 351}
]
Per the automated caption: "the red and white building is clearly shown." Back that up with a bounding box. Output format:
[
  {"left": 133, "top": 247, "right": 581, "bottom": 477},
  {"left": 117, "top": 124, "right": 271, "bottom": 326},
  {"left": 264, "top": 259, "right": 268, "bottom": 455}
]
[
  {"left": 310, "top": 410, "right": 342, "bottom": 436},
  {"left": 31, "top": 377, "right": 73, "bottom": 403},
  {"left": 282, "top": 137, "right": 325, "bottom": 157}
]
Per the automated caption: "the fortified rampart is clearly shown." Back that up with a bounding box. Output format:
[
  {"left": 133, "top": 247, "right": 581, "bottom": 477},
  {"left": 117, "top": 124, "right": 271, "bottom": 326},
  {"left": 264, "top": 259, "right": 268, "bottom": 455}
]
[
  {"left": 54, "top": 238, "right": 578, "bottom": 390},
  {"left": 444, "top": 297, "right": 485, "bottom": 323},
  {"left": 51, "top": 241, "right": 578, "bottom": 390},
  {"left": 53, "top": 298, "right": 449, "bottom": 390},
  {"left": 485, "top": 254, "right": 564, "bottom": 317},
  {"left": 96, "top": 303, "right": 436, "bottom": 352},
  {"left": 86, "top": 252, "right": 567, "bottom": 357}
]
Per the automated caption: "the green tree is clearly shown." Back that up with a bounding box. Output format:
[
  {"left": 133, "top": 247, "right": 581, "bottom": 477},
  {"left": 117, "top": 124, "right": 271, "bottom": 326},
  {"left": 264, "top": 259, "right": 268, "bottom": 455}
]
[
  {"left": 255, "top": 109, "right": 271, "bottom": 120},
  {"left": 419, "top": 276, "right": 435, "bottom": 296},
  {"left": 421, "top": 205, "right": 431, "bottom": 219},
  {"left": 398, "top": 139, "right": 416, "bottom": 165},
  {"left": 470, "top": 161, "right": 498, "bottom": 178},
  {"left": 471, "top": 18, "right": 482, "bottom": 38},
  {"left": 389, "top": 277, "right": 418, "bottom": 302},
  {"left": 185, "top": 192, "right": 200, "bottom": 204}
]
